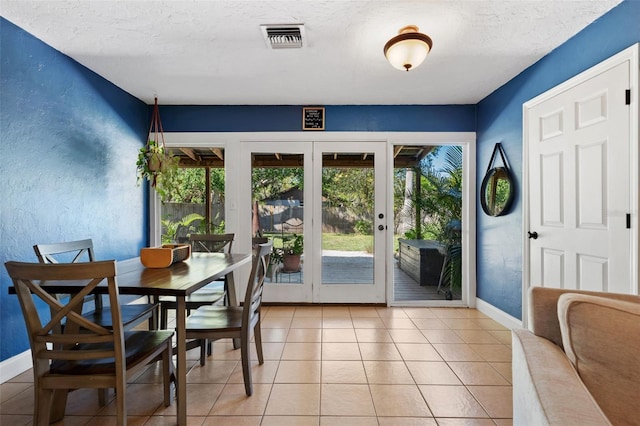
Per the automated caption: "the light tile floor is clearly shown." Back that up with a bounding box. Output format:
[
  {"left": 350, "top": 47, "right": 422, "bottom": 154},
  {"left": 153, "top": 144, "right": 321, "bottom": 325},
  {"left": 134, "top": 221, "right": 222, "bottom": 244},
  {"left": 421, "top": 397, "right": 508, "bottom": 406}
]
[{"left": 0, "top": 305, "right": 513, "bottom": 426}]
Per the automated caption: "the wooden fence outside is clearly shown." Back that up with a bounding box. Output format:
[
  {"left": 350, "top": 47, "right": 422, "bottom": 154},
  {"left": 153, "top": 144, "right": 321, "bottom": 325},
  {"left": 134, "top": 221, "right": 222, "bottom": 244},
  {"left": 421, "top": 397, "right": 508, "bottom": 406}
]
[{"left": 162, "top": 202, "right": 366, "bottom": 234}]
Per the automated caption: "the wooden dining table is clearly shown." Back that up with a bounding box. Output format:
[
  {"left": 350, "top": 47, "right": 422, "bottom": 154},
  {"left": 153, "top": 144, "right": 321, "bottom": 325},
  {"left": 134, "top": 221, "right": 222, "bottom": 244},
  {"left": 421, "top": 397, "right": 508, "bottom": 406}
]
[
  {"left": 13, "top": 252, "right": 252, "bottom": 425},
  {"left": 118, "top": 252, "right": 251, "bottom": 425}
]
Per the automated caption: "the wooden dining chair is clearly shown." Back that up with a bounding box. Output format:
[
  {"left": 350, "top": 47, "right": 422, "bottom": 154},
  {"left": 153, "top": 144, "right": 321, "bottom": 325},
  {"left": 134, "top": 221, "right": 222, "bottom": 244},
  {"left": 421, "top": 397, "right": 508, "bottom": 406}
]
[
  {"left": 34, "top": 239, "right": 160, "bottom": 407},
  {"left": 158, "top": 233, "right": 235, "bottom": 329},
  {"left": 33, "top": 239, "right": 158, "bottom": 331},
  {"left": 5, "top": 260, "right": 175, "bottom": 426},
  {"left": 185, "top": 241, "right": 272, "bottom": 395}
]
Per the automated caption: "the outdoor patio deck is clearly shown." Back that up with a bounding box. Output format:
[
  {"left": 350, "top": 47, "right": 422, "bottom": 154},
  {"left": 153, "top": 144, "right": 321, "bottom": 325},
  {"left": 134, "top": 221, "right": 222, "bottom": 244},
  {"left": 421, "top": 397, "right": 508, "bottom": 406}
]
[{"left": 271, "top": 251, "right": 452, "bottom": 301}]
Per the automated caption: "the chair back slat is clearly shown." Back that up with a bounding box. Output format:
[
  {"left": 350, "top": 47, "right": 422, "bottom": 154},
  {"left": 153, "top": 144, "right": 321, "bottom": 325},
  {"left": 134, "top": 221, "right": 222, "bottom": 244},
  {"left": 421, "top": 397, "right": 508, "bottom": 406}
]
[
  {"left": 33, "top": 239, "right": 96, "bottom": 263},
  {"left": 30, "top": 277, "right": 109, "bottom": 336},
  {"left": 33, "top": 239, "right": 102, "bottom": 311},
  {"left": 189, "top": 233, "right": 235, "bottom": 254},
  {"left": 5, "top": 260, "right": 124, "bottom": 364}
]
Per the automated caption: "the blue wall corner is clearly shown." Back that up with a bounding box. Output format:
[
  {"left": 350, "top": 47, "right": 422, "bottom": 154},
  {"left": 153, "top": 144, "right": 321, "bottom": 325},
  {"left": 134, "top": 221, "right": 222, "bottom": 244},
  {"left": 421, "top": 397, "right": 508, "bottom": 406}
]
[
  {"left": 475, "top": 0, "right": 640, "bottom": 319},
  {"left": 0, "top": 17, "right": 149, "bottom": 360}
]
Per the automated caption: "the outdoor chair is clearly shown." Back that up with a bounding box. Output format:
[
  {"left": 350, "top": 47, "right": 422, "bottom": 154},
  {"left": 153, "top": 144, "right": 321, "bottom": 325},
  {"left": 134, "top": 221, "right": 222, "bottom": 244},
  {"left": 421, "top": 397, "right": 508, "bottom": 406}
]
[
  {"left": 5, "top": 260, "right": 174, "bottom": 426},
  {"left": 185, "top": 241, "right": 272, "bottom": 394},
  {"left": 252, "top": 236, "right": 269, "bottom": 246}
]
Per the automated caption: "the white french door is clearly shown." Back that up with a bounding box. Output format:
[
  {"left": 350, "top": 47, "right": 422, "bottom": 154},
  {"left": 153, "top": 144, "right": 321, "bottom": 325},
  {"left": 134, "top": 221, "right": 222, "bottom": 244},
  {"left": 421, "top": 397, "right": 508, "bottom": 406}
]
[
  {"left": 249, "top": 141, "right": 313, "bottom": 303},
  {"left": 312, "top": 141, "right": 387, "bottom": 303},
  {"left": 162, "top": 130, "right": 476, "bottom": 307},
  {"left": 247, "top": 140, "right": 387, "bottom": 303}
]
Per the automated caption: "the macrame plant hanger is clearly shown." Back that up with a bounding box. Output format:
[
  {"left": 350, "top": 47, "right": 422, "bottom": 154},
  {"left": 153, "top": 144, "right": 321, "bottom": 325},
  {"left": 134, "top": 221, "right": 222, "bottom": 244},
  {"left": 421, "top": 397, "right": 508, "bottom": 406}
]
[{"left": 146, "top": 96, "right": 167, "bottom": 187}]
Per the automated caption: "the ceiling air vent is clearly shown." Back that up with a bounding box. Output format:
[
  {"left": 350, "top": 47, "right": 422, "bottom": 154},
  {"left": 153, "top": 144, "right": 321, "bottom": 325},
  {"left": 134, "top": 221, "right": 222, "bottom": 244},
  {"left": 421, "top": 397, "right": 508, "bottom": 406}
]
[{"left": 260, "top": 24, "right": 305, "bottom": 49}]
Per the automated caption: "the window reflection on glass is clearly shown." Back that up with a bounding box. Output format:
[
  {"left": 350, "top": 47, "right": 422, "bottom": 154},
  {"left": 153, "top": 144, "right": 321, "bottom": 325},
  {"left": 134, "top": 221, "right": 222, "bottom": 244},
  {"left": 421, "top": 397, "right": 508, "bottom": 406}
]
[
  {"left": 321, "top": 156, "right": 375, "bottom": 285},
  {"left": 159, "top": 150, "right": 225, "bottom": 244},
  {"left": 481, "top": 167, "right": 514, "bottom": 217},
  {"left": 252, "top": 154, "right": 304, "bottom": 284},
  {"left": 393, "top": 145, "right": 463, "bottom": 301}
]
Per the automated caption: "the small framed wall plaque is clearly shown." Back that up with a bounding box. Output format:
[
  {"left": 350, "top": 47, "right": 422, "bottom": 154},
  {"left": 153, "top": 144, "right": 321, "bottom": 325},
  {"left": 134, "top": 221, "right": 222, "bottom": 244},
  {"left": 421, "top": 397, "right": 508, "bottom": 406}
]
[{"left": 303, "top": 107, "right": 325, "bottom": 130}]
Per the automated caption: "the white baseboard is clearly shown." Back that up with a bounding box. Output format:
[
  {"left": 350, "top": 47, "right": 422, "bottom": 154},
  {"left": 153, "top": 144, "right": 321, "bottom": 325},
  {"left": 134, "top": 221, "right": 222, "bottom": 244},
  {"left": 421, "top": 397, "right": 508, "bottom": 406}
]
[
  {"left": 476, "top": 297, "right": 523, "bottom": 330},
  {"left": 0, "top": 350, "right": 31, "bottom": 384}
]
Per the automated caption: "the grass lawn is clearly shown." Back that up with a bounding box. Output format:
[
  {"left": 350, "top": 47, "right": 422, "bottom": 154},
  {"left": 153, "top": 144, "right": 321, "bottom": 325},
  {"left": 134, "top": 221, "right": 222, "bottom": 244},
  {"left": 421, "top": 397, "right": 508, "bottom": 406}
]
[{"left": 322, "top": 233, "right": 373, "bottom": 252}]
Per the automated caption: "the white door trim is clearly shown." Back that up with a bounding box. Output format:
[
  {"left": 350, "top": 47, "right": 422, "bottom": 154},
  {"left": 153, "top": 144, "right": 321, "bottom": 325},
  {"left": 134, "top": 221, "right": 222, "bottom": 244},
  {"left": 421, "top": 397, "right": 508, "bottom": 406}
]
[
  {"left": 159, "top": 131, "right": 476, "bottom": 306},
  {"left": 388, "top": 140, "right": 477, "bottom": 308},
  {"left": 522, "top": 43, "right": 640, "bottom": 327}
]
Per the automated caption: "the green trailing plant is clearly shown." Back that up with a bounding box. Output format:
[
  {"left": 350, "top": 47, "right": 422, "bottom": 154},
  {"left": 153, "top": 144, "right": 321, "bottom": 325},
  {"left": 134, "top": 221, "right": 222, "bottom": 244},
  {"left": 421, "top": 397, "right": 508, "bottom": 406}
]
[
  {"left": 431, "top": 146, "right": 463, "bottom": 294},
  {"left": 283, "top": 233, "right": 303, "bottom": 255},
  {"left": 354, "top": 219, "right": 373, "bottom": 235},
  {"left": 403, "top": 228, "right": 419, "bottom": 240},
  {"left": 137, "top": 139, "right": 179, "bottom": 198},
  {"left": 281, "top": 233, "right": 303, "bottom": 272},
  {"left": 161, "top": 213, "right": 205, "bottom": 244},
  {"left": 268, "top": 234, "right": 303, "bottom": 267},
  {"left": 136, "top": 97, "right": 179, "bottom": 199},
  {"left": 196, "top": 219, "right": 226, "bottom": 235},
  {"left": 441, "top": 243, "right": 462, "bottom": 298}
]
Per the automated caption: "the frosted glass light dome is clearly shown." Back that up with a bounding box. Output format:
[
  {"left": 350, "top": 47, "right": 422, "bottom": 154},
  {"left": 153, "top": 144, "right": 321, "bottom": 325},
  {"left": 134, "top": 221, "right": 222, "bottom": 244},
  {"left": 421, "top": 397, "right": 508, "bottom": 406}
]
[{"left": 384, "top": 25, "right": 433, "bottom": 71}]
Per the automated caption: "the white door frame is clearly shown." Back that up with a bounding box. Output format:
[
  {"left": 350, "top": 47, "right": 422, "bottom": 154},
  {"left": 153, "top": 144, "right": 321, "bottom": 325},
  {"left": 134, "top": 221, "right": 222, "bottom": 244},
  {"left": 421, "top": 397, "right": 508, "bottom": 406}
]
[
  {"left": 158, "top": 131, "right": 476, "bottom": 306},
  {"left": 389, "top": 140, "right": 477, "bottom": 308},
  {"left": 522, "top": 43, "right": 640, "bottom": 327}
]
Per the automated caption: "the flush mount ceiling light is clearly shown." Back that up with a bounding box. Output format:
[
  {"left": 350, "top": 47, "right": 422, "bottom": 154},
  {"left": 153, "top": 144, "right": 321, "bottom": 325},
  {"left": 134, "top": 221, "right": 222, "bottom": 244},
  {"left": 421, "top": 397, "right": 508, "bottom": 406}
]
[{"left": 384, "top": 25, "right": 433, "bottom": 71}]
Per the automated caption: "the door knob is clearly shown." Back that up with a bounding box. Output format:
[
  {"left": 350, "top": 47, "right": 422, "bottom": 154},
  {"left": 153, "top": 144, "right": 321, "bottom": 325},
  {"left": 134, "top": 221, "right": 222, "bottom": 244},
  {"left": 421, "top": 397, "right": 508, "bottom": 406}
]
[
  {"left": 527, "top": 231, "right": 538, "bottom": 240},
  {"left": 378, "top": 225, "right": 385, "bottom": 231}
]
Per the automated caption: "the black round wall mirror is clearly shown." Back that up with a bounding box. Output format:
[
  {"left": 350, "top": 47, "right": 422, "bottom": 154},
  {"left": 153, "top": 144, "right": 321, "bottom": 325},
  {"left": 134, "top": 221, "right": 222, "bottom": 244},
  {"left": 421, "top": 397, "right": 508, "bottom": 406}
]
[
  {"left": 481, "top": 166, "right": 515, "bottom": 216},
  {"left": 481, "top": 143, "right": 515, "bottom": 217}
]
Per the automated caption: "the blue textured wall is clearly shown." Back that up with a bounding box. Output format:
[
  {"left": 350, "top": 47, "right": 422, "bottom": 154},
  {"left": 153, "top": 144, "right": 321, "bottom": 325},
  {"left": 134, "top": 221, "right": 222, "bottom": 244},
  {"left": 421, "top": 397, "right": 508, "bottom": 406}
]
[
  {"left": 475, "top": 0, "right": 640, "bottom": 319},
  {"left": 158, "top": 104, "right": 476, "bottom": 132},
  {"left": 0, "top": 18, "right": 476, "bottom": 365},
  {"left": 0, "top": 18, "right": 149, "bottom": 360}
]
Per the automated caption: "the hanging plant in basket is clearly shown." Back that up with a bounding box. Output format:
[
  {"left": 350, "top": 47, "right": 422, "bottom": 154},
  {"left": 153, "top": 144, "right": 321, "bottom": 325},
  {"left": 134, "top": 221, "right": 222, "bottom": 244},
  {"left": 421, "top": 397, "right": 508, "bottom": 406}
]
[{"left": 136, "top": 97, "right": 179, "bottom": 197}]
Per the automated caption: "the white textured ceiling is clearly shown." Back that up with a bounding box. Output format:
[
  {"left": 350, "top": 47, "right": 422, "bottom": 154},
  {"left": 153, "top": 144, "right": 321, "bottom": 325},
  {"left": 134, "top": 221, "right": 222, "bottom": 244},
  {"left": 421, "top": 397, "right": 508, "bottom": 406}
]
[{"left": 1, "top": 0, "right": 623, "bottom": 105}]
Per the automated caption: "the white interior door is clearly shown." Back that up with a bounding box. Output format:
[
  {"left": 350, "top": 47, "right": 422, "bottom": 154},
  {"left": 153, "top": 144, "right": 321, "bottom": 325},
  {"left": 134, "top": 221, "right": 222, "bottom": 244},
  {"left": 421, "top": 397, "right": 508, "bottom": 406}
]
[
  {"left": 526, "top": 60, "right": 633, "bottom": 295},
  {"left": 312, "top": 141, "right": 387, "bottom": 303}
]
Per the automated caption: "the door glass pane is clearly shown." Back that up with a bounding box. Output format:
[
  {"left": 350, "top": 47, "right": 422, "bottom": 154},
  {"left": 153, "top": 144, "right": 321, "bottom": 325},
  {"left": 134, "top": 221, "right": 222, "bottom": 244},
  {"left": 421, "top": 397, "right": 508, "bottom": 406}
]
[
  {"left": 252, "top": 153, "right": 304, "bottom": 284},
  {"left": 393, "top": 145, "right": 463, "bottom": 301},
  {"left": 321, "top": 153, "right": 374, "bottom": 285}
]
